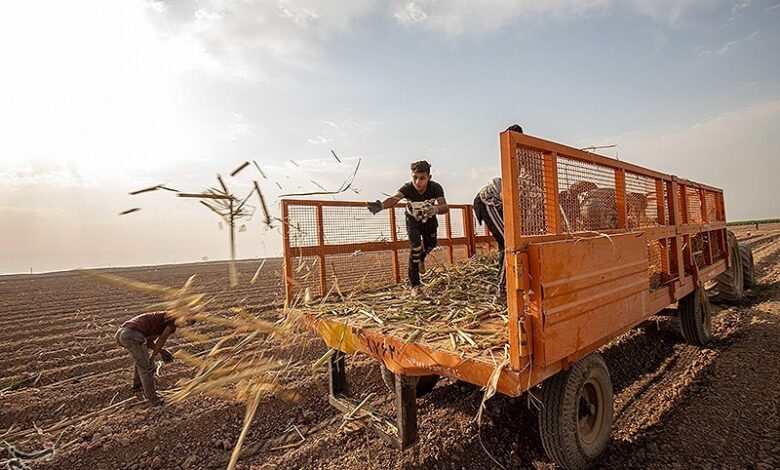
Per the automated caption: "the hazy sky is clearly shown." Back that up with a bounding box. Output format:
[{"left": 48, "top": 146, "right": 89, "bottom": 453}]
[{"left": 1, "top": 0, "right": 779, "bottom": 274}]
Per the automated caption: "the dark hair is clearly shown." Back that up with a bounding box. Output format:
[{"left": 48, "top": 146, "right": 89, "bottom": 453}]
[
  {"left": 410, "top": 160, "right": 431, "bottom": 174},
  {"left": 505, "top": 124, "right": 524, "bottom": 133}
]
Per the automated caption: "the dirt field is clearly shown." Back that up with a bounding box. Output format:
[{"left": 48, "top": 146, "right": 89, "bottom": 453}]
[{"left": 2, "top": 225, "right": 780, "bottom": 469}]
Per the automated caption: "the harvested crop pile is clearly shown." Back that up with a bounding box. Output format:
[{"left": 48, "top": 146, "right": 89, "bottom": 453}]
[{"left": 291, "top": 254, "right": 509, "bottom": 357}]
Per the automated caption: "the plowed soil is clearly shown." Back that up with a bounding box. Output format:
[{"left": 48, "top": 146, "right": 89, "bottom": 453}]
[{"left": 2, "top": 225, "right": 779, "bottom": 470}]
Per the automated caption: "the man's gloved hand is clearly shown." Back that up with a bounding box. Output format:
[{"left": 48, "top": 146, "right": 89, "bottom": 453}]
[
  {"left": 421, "top": 201, "right": 436, "bottom": 220},
  {"left": 410, "top": 201, "right": 436, "bottom": 222},
  {"left": 160, "top": 348, "right": 174, "bottom": 364},
  {"left": 367, "top": 200, "right": 383, "bottom": 214}
]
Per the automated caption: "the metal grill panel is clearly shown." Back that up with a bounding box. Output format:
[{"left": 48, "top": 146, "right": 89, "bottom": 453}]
[
  {"left": 288, "top": 205, "right": 318, "bottom": 248},
  {"left": 324, "top": 251, "right": 396, "bottom": 294},
  {"left": 322, "top": 206, "right": 392, "bottom": 245},
  {"left": 687, "top": 187, "right": 703, "bottom": 224},
  {"left": 517, "top": 147, "right": 549, "bottom": 235},
  {"left": 284, "top": 201, "right": 475, "bottom": 300},
  {"left": 449, "top": 210, "right": 466, "bottom": 238},
  {"left": 289, "top": 255, "right": 321, "bottom": 299},
  {"left": 556, "top": 156, "right": 617, "bottom": 232},
  {"left": 705, "top": 191, "right": 718, "bottom": 222},
  {"left": 625, "top": 172, "right": 660, "bottom": 229},
  {"left": 648, "top": 239, "right": 664, "bottom": 290}
]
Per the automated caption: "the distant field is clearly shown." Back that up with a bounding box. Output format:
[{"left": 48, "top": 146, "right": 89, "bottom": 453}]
[{"left": 727, "top": 218, "right": 780, "bottom": 226}]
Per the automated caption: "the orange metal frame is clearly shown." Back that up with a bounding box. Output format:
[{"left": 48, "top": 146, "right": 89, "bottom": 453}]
[
  {"left": 282, "top": 132, "right": 728, "bottom": 397},
  {"left": 281, "top": 200, "right": 494, "bottom": 303}
]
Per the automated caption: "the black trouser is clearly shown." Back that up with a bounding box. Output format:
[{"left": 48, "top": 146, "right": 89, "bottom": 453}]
[
  {"left": 473, "top": 196, "right": 506, "bottom": 292},
  {"left": 406, "top": 216, "right": 438, "bottom": 287}
]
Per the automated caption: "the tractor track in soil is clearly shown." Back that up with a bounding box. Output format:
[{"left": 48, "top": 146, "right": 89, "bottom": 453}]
[{"left": 2, "top": 227, "right": 779, "bottom": 469}]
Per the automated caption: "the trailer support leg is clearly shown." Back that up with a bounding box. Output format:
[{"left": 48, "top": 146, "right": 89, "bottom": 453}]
[
  {"left": 326, "top": 354, "right": 419, "bottom": 450},
  {"left": 395, "top": 373, "right": 419, "bottom": 448},
  {"left": 329, "top": 350, "right": 347, "bottom": 396}
]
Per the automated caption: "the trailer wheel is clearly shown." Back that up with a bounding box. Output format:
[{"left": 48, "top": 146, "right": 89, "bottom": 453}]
[
  {"left": 712, "top": 230, "right": 743, "bottom": 304},
  {"left": 739, "top": 244, "right": 756, "bottom": 289},
  {"left": 380, "top": 364, "right": 438, "bottom": 397},
  {"left": 679, "top": 286, "right": 712, "bottom": 346},
  {"left": 539, "top": 352, "right": 613, "bottom": 470}
]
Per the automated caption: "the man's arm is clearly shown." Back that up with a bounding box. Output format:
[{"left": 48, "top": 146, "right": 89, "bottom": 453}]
[
  {"left": 368, "top": 191, "right": 404, "bottom": 214},
  {"left": 381, "top": 192, "right": 404, "bottom": 209},
  {"left": 435, "top": 196, "right": 448, "bottom": 214},
  {"left": 150, "top": 325, "right": 173, "bottom": 361}
]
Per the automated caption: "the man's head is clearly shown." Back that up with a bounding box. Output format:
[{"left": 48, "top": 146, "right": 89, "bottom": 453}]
[{"left": 410, "top": 160, "right": 431, "bottom": 193}]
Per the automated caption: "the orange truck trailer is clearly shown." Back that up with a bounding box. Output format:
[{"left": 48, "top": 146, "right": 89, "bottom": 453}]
[{"left": 281, "top": 130, "right": 754, "bottom": 469}]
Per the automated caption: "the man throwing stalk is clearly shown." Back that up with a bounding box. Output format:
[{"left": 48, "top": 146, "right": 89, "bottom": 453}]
[
  {"left": 115, "top": 311, "right": 178, "bottom": 406},
  {"left": 367, "top": 160, "right": 448, "bottom": 298}
]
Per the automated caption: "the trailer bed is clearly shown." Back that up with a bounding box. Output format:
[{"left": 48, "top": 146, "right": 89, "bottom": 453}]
[{"left": 292, "top": 254, "right": 508, "bottom": 360}]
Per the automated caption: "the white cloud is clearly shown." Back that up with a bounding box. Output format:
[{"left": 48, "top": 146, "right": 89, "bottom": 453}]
[
  {"left": 626, "top": 0, "right": 707, "bottom": 25},
  {"left": 306, "top": 136, "right": 333, "bottom": 144},
  {"left": 393, "top": 2, "right": 429, "bottom": 24},
  {"left": 697, "top": 30, "right": 759, "bottom": 56},
  {"left": 594, "top": 98, "right": 780, "bottom": 220},
  {"left": 150, "top": 0, "right": 379, "bottom": 80},
  {"left": 225, "top": 113, "right": 251, "bottom": 141},
  {"left": 389, "top": 0, "right": 611, "bottom": 35},
  {"left": 388, "top": 0, "right": 712, "bottom": 35},
  {"left": 0, "top": 163, "right": 99, "bottom": 189}
]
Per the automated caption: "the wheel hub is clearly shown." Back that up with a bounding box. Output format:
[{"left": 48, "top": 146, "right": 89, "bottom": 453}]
[{"left": 578, "top": 380, "right": 604, "bottom": 445}]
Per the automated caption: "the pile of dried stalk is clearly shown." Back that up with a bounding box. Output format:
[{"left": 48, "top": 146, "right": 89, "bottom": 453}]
[{"left": 293, "top": 253, "right": 509, "bottom": 357}]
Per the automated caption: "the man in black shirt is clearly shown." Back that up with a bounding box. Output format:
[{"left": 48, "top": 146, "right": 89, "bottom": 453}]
[{"left": 367, "top": 160, "right": 448, "bottom": 297}]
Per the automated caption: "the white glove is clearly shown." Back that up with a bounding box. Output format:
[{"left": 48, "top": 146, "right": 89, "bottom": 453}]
[
  {"left": 410, "top": 201, "right": 436, "bottom": 222},
  {"left": 421, "top": 201, "right": 436, "bottom": 220}
]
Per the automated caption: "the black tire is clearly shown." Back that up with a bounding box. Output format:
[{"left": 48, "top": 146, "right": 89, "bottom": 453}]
[
  {"left": 739, "top": 244, "right": 756, "bottom": 289},
  {"left": 539, "top": 353, "right": 613, "bottom": 470},
  {"left": 679, "top": 287, "right": 712, "bottom": 346},
  {"left": 712, "top": 231, "right": 743, "bottom": 304},
  {"left": 380, "top": 364, "right": 439, "bottom": 397}
]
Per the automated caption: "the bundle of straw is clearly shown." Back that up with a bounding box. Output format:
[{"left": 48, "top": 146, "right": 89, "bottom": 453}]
[{"left": 291, "top": 254, "right": 509, "bottom": 357}]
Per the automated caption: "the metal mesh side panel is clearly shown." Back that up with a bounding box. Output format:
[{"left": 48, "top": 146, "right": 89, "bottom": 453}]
[
  {"left": 557, "top": 156, "right": 617, "bottom": 232},
  {"left": 322, "top": 206, "right": 392, "bottom": 245},
  {"left": 449, "top": 210, "right": 466, "bottom": 238},
  {"left": 452, "top": 245, "right": 469, "bottom": 262},
  {"left": 625, "top": 172, "right": 660, "bottom": 229},
  {"left": 394, "top": 246, "right": 455, "bottom": 278},
  {"left": 712, "top": 230, "right": 725, "bottom": 260},
  {"left": 394, "top": 207, "right": 409, "bottom": 241},
  {"left": 288, "top": 206, "right": 318, "bottom": 247},
  {"left": 692, "top": 233, "right": 707, "bottom": 268},
  {"left": 687, "top": 188, "right": 703, "bottom": 224},
  {"left": 677, "top": 185, "right": 685, "bottom": 224},
  {"left": 289, "top": 255, "right": 321, "bottom": 297},
  {"left": 437, "top": 220, "right": 448, "bottom": 239},
  {"left": 648, "top": 239, "right": 664, "bottom": 290},
  {"left": 705, "top": 192, "right": 718, "bottom": 222},
  {"left": 517, "top": 147, "right": 548, "bottom": 235},
  {"left": 324, "top": 251, "right": 396, "bottom": 293},
  {"left": 474, "top": 220, "right": 488, "bottom": 237}
]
